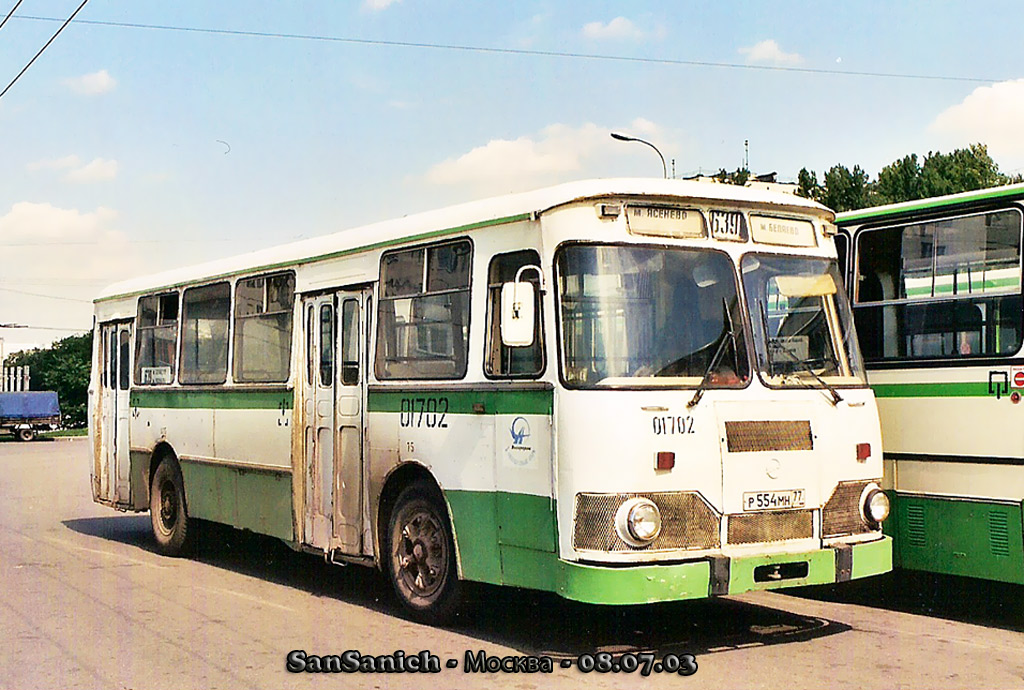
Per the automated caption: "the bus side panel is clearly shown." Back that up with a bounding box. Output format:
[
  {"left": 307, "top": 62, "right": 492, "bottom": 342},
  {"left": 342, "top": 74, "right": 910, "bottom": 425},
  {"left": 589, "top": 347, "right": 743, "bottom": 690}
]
[
  {"left": 367, "top": 389, "right": 556, "bottom": 588},
  {"left": 890, "top": 492, "right": 1024, "bottom": 584}
]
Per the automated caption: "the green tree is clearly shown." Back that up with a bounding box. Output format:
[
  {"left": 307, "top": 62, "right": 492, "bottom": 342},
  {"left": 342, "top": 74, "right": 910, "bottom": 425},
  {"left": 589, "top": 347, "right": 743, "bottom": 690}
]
[
  {"left": 875, "top": 154, "right": 924, "bottom": 205},
  {"left": 920, "top": 144, "right": 1004, "bottom": 198},
  {"left": 820, "top": 164, "right": 872, "bottom": 212},
  {"left": 796, "top": 167, "right": 822, "bottom": 202},
  {"left": 5, "top": 333, "right": 92, "bottom": 428}
]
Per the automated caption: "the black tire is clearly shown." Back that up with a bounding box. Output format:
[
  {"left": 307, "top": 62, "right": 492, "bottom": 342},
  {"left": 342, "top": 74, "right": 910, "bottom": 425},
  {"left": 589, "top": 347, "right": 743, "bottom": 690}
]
[
  {"left": 150, "top": 456, "right": 194, "bottom": 556},
  {"left": 385, "top": 481, "right": 463, "bottom": 624},
  {"left": 16, "top": 428, "right": 34, "bottom": 442}
]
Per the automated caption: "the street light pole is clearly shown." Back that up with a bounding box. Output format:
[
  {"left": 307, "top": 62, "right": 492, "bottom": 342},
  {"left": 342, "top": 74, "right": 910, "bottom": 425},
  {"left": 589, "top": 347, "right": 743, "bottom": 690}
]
[{"left": 610, "top": 132, "right": 668, "bottom": 179}]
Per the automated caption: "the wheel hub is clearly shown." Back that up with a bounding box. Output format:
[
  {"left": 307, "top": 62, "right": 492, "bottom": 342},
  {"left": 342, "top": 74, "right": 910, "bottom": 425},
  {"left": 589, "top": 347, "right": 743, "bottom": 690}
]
[{"left": 395, "top": 511, "right": 445, "bottom": 597}]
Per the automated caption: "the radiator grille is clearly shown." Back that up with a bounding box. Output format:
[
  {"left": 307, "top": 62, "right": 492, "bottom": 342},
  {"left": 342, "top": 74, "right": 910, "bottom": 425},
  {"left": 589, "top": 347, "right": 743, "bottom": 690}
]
[
  {"left": 989, "top": 511, "right": 1010, "bottom": 557},
  {"left": 905, "top": 504, "right": 926, "bottom": 547},
  {"left": 573, "top": 492, "right": 721, "bottom": 552},
  {"left": 727, "top": 510, "right": 813, "bottom": 544},
  {"left": 725, "top": 420, "right": 813, "bottom": 453},
  {"left": 822, "top": 480, "right": 877, "bottom": 538}
]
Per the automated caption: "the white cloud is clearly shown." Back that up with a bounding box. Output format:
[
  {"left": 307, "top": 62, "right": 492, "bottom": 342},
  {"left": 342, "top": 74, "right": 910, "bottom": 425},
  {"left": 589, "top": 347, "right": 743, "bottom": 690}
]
[
  {"left": 582, "top": 17, "right": 645, "bottom": 41},
  {"left": 425, "top": 119, "right": 669, "bottom": 194},
  {"left": 363, "top": 0, "right": 399, "bottom": 10},
  {"left": 929, "top": 79, "right": 1024, "bottom": 164},
  {"left": 65, "top": 158, "right": 119, "bottom": 183},
  {"left": 0, "top": 203, "right": 128, "bottom": 339},
  {"left": 63, "top": 69, "right": 117, "bottom": 95},
  {"left": 739, "top": 39, "right": 803, "bottom": 66},
  {"left": 27, "top": 155, "right": 119, "bottom": 183},
  {"left": 0, "top": 202, "right": 118, "bottom": 243}
]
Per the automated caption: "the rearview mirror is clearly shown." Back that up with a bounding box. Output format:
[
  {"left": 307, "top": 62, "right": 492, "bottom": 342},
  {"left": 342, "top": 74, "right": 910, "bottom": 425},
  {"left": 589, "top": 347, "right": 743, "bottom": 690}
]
[{"left": 500, "top": 281, "right": 536, "bottom": 347}]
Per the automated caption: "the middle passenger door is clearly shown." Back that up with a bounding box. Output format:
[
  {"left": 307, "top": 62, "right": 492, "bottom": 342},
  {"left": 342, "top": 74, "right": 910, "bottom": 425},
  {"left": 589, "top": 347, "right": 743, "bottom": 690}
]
[
  {"left": 301, "top": 289, "right": 369, "bottom": 556},
  {"left": 333, "top": 289, "right": 368, "bottom": 555}
]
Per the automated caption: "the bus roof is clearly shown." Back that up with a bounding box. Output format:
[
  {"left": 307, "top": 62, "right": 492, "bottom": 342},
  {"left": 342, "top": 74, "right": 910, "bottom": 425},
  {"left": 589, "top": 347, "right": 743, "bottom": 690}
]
[
  {"left": 96, "top": 177, "right": 831, "bottom": 302},
  {"left": 835, "top": 182, "right": 1024, "bottom": 225}
]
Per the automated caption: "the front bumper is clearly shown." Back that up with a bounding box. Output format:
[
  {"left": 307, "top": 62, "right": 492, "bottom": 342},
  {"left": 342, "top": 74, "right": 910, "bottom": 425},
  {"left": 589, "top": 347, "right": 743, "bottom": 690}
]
[{"left": 556, "top": 536, "right": 892, "bottom": 605}]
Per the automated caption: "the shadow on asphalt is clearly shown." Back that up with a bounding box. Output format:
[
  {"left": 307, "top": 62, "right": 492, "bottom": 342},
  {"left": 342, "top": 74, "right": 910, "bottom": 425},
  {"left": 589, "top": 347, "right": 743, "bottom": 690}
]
[
  {"left": 64, "top": 514, "right": 851, "bottom": 657},
  {"left": 785, "top": 569, "right": 1024, "bottom": 633}
]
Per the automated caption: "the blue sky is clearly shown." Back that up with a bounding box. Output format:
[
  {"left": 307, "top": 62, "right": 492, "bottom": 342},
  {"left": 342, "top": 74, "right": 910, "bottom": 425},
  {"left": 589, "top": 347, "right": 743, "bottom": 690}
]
[{"left": 2, "top": 0, "right": 1024, "bottom": 354}]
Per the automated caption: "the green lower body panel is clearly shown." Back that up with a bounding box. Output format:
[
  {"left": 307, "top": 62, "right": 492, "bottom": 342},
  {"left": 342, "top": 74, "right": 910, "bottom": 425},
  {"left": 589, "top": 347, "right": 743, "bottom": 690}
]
[
  {"left": 556, "top": 537, "right": 891, "bottom": 605},
  {"left": 890, "top": 493, "right": 1024, "bottom": 583},
  {"left": 179, "top": 460, "right": 295, "bottom": 541}
]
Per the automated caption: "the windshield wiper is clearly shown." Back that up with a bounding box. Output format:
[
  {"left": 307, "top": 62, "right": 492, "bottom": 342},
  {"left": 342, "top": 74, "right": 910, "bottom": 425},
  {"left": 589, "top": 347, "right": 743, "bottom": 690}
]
[
  {"left": 687, "top": 298, "right": 737, "bottom": 409},
  {"left": 757, "top": 299, "right": 843, "bottom": 406}
]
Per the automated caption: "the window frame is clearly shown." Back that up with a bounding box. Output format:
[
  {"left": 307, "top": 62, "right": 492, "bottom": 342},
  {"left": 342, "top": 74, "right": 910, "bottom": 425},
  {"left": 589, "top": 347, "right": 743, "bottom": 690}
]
[
  {"left": 483, "top": 249, "right": 546, "bottom": 379},
  {"left": 852, "top": 207, "right": 1024, "bottom": 363},
  {"left": 374, "top": 237, "right": 474, "bottom": 381},
  {"left": 134, "top": 291, "right": 180, "bottom": 386},
  {"left": 552, "top": 240, "right": 752, "bottom": 391},
  {"left": 178, "top": 281, "right": 232, "bottom": 385},
  {"left": 231, "top": 270, "right": 296, "bottom": 384}
]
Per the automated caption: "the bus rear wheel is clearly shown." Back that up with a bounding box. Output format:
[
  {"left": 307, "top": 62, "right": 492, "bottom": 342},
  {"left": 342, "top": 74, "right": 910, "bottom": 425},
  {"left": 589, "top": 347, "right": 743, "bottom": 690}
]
[
  {"left": 386, "top": 482, "right": 462, "bottom": 624},
  {"left": 150, "top": 456, "right": 193, "bottom": 556}
]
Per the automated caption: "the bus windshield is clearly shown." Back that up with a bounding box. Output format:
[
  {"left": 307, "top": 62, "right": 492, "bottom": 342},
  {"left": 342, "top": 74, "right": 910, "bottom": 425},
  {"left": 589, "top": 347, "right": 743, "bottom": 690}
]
[
  {"left": 740, "top": 254, "right": 866, "bottom": 387},
  {"left": 557, "top": 244, "right": 749, "bottom": 388}
]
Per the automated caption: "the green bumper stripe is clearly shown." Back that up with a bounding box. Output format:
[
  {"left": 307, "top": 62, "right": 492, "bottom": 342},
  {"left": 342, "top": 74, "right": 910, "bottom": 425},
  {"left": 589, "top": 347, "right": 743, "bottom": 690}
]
[
  {"left": 872, "top": 382, "right": 990, "bottom": 398},
  {"left": 554, "top": 538, "right": 891, "bottom": 605},
  {"left": 558, "top": 559, "right": 712, "bottom": 604},
  {"left": 727, "top": 548, "right": 836, "bottom": 594},
  {"left": 369, "top": 389, "right": 552, "bottom": 415},
  {"left": 131, "top": 389, "right": 293, "bottom": 409},
  {"left": 851, "top": 535, "right": 893, "bottom": 580}
]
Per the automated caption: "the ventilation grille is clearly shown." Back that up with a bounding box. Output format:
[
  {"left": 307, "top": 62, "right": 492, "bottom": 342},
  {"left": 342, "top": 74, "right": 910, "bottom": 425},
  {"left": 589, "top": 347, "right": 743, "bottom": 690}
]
[
  {"left": 822, "top": 480, "right": 876, "bottom": 538},
  {"left": 989, "top": 511, "right": 1010, "bottom": 557},
  {"left": 905, "top": 504, "right": 926, "bottom": 547},
  {"left": 573, "top": 492, "right": 721, "bottom": 552},
  {"left": 727, "top": 510, "right": 813, "bottom": 544},
  {"left": 725, "top": 420, "right": 813, "bottom": 453}
]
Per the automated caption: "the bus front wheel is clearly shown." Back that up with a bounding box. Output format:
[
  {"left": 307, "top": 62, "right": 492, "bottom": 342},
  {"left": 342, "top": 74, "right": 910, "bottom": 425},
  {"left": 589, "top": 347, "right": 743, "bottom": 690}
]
[
  {"left": 386, "top": 482, "right": 463, "bottom": 624},
  {"left": 150, "top": 457, "right": 193, "bottom": 556}
]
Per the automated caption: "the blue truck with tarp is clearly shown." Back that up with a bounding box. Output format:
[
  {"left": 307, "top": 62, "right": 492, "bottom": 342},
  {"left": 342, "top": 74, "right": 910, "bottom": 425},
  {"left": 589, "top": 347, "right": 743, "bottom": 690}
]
[{"left": 0, "top": 391, "right": 61, "bottom": 441}]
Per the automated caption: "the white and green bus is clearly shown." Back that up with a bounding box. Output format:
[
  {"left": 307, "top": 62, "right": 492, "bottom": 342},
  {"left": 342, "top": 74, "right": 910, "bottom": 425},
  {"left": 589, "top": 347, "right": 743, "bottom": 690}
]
[
  {"left": 836, "top": 183, "right": 1024, "bottom": 584},
  {"left": 90, "top": 179, "right": 891, "bottom": 622}
]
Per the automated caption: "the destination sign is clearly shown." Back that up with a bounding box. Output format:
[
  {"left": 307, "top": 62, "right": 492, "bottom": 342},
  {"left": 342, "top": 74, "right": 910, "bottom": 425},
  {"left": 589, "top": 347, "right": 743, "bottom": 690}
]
[
  {"left": 749, "top": 215, "right": 817, "bottom": 247},
  {"left": 626, "top": 205, "right": 706, "bottom": 239}
]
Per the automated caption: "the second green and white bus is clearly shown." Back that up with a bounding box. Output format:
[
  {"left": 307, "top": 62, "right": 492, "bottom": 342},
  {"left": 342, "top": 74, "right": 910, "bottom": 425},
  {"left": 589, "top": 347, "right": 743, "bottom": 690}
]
[
  {"left": 90, "top": 178, "right": 891, "bottom": 622},
  {"left": 837, "top": 183, "right": 1024, "bottom": 584}
]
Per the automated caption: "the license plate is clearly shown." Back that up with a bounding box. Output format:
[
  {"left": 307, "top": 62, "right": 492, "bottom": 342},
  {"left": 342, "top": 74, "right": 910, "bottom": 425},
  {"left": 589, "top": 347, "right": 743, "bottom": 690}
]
[{"left": 743, "top": 489, "right": 806, "bottom": 511}]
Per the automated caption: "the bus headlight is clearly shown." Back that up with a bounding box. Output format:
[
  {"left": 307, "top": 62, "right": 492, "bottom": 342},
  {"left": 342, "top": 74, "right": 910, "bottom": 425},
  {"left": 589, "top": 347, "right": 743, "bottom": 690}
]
[
  {"left": 615, "top": 498, "right": 662, "bottom": 547},
  {"left": 860, "top": 484, "right": 890, "bottom": 526}
]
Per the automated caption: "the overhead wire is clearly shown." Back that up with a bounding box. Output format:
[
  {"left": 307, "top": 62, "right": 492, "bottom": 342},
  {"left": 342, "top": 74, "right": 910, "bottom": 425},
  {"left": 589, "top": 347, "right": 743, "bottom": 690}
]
[
  {"left": 0, "top": 0, "right": 91, "bottom": 101},
  {"left": 0, "top": 286, "right": 92, "bottom": 303},
  {"left": 0, "top": 0, "right": 24, "bottom": 32},
  {"left": 9, "top": 13, "right": 1004, "bottom": 85}
]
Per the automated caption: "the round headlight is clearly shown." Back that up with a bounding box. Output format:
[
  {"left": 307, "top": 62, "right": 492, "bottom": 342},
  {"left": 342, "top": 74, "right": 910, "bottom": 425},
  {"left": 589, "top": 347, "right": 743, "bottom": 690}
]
[
  {"left": 615, "top": 498, "right": 662, "bottom": 547},
  {"left": 860, "top": 484, "right": 890, "bottom": 525}
]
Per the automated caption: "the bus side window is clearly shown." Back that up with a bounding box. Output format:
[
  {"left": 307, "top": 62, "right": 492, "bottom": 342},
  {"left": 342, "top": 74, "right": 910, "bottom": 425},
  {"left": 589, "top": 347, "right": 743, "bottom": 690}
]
[
  {"left": 233, "top": 272, "right": 295, "bottom": 383},
  {"left": 375, "top": 239, "right": 472, "bottom": 380},
  {"left": 135, "top": 292, "right": 179, "bottom": 385},
  {"left": 179, "top": 282, "right": 231, "bottom": 385},
  {"left": 485, "top": 250, "right": 544, "bottom": 378},
  {"left": 119, "top": 330, "right": 131, "bottom": 390}
]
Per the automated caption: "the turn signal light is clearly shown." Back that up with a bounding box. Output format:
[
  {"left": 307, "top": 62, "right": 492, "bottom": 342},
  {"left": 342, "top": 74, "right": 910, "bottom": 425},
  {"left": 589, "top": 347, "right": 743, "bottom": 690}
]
[
  {"left": 656, "top": 451, "right": 675, "bottom": 470},
  {"left": 856, "top": 443, "right": 871, "bottom": 461}
]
